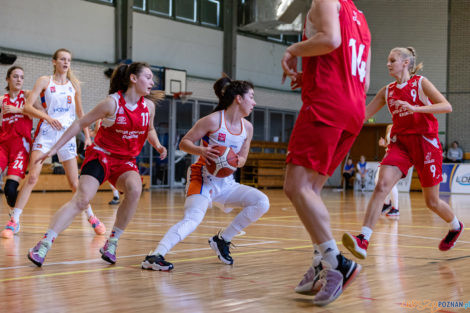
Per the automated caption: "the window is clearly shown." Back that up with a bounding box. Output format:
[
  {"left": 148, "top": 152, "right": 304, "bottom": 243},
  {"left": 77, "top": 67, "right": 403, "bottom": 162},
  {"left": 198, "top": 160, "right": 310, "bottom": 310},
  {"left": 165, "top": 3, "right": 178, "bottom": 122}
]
[
  {"left": 253, "top": 109, "right": 266, "bottom": 141},
  {"left": 284, "top": 113, "right": 295, "bottom": 142},
  {"left": 133, "top": 0, "right": 145, "bottom": 10},
  {"left": 201, "top": 0, "right": 220, "bottom": 27},
  {"left": 149, "top": 0, "right": 171, "bottom": 16},
  {"left": 199, "top": 103, "right": 215, "bottom": 118},
  {"left": 136, "top": 0, "right": 221, "bottom": 28},
  {"left": 175, "top": 0, "right": 197, "bottom": 22},
  {"left": 269, "top": 112, "right": 283, "bottom": 142}
]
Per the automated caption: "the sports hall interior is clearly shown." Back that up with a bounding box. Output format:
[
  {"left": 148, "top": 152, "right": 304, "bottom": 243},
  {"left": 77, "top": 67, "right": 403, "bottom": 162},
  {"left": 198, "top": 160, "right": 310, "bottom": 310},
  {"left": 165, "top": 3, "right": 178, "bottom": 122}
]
[{"left": 1, "top": 1, "right": 470, "bottom": 312}]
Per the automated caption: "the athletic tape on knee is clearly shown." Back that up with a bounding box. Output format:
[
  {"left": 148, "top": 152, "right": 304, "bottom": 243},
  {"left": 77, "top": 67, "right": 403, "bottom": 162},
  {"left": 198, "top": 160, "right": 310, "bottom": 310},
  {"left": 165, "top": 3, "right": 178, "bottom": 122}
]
[{"left": 5, "top": 179, "right": 19, "bottom": 208}]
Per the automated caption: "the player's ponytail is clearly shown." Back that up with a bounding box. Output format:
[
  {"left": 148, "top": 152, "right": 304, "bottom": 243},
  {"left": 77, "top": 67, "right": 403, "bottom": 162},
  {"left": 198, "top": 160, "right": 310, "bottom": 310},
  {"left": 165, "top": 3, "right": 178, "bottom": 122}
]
[
  {"left": 52, "top": 48, "right": 80, "bottom": 90},
  {"left": 213, "top": 74, "right": 254, "bottom": 112},
  {"left": 5, "top": 65, "right": 24, "bottom": 91},
  {"left": 392, "top": 47, "right": 423, "bottom": 76},
  {"left": 406, "top": 47, "right": 423, "bottom": 75}
]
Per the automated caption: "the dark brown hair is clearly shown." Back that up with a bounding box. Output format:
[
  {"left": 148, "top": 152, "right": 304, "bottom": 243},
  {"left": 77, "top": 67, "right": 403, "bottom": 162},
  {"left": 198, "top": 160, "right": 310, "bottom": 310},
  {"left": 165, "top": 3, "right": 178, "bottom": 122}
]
[
  {"left": 109, "top": 62, "right": 164, "bottom": 102},
  {"left": 213, "top": 74, "right": 254, "bottom": 112}
]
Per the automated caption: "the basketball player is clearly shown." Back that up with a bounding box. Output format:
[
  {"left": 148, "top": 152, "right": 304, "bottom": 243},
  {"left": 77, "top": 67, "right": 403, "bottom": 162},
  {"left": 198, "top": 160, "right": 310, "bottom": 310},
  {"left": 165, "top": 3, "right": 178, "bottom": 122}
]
[
  {"left": 377, "top": 124, "right": 399, "bottom": 217},
  {"left": 281, "top": 0, "right": 371, "bottom": 305},
  {"left": 27, "top": 62, "right": 167, "bottom": 266},
  {"left": 1, "top": 49, "right": 106, "bottom": 238},
  {"left": 342, "top": 47, "right": 463, "bottom": 259},
  {"left": 141, "top": 76, "right": 270, "bottom": 271},
  {"left": 0, "top": 66, "right": 42, "bottom": 238}
]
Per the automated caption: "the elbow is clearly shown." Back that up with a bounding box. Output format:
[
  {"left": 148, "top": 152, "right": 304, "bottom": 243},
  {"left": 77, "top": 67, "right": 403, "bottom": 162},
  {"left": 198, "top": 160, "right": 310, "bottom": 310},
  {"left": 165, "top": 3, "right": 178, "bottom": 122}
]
[
  {"left": 446, "top": 104, "right": 453, "bottom": 113},
  {"left": 326, "top": 35, "right": 341, "bottom": 52}
]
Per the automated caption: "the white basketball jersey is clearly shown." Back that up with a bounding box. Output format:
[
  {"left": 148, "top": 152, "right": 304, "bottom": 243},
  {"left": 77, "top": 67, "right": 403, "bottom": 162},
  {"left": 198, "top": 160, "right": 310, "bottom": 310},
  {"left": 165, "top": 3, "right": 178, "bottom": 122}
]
[
  {"left": 202, "top": 110, "right": 247, "bottom": 154},
  {"left": 41, "top": 76, "right": 76, "bottom": 129}
]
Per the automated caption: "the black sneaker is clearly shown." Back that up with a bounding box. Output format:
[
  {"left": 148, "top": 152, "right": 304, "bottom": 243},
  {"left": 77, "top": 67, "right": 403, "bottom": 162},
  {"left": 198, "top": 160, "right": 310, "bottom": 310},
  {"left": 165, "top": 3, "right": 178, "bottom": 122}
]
[
  {"left": 381, "top": 202, "right": 392, "bottom": 214},
  {"left": 386, "top": 207, "right": 400, "bottom": 218},
  {"left": 209, "top": 234, "right": 233, "bottom": 265},
  {"left": 141, "top": 254, "right": 174, "bottom": 271},
  {"left": 335, "top": 253, "right": 361, "bottom": 289},
  {"left": 108, "top": 197, "right": 120, "bottom": 205}
]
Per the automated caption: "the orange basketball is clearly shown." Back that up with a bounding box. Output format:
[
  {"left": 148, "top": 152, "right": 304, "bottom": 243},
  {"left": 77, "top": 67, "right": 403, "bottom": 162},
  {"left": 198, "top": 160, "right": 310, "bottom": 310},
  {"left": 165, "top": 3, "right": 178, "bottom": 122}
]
[{"left": 206, "top": 146, "right": 239, "bottom": 178}]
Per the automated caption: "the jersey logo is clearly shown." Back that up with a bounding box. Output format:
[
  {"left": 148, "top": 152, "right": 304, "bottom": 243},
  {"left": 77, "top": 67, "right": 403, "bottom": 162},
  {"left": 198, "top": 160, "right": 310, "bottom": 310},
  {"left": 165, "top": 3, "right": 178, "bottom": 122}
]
[
  {"left": 422, "top": 136, "right": 439, "bottom": 149},
  {"left": 116, "top": 116, "right": 127, "bottom": 125},
  {"left": 50, "top": 86, "right": 56, "bottom": 93},
  {"left": 411, "top": 80, "right": 418, "bottom": 87},
  {"left": 118, "top": 107, "right": 125, "bottom": 115},
  {"left": 218, "top": 133, "right": 226, "bottom": 143},
  {"left": 352, "top": 11, "right": 361, "bottom": 26}
]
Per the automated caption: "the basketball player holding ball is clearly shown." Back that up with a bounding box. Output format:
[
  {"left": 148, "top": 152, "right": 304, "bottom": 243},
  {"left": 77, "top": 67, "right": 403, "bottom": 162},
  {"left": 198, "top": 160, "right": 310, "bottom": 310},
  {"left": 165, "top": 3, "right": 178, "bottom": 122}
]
[{"left": 141, "top": 75, "right": 270, "bottom": 271}]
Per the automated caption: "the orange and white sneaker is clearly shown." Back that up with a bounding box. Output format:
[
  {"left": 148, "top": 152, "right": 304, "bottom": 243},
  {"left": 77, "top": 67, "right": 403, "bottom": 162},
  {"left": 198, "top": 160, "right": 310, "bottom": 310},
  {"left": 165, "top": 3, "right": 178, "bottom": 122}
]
[
  {"left": 1, "top": 218, "right": 20, "bottom": 239},
  {"left": 88, "top": 216, "right": 106, "bottom": 235}
]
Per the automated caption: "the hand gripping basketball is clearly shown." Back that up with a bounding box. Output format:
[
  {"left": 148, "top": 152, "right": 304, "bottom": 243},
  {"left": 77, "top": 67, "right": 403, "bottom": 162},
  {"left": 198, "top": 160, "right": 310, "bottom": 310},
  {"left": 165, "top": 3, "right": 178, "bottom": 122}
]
[{"left": 206, "top": 146, "right": 239, "bottom": 178}]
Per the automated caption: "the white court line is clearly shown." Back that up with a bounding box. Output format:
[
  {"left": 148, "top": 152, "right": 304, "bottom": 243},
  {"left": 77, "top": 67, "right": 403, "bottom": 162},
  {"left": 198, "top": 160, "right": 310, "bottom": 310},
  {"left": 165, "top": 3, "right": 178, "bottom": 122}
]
[
  {"left": 20, "top": 223, "right": 470, "bottom": 244},
  {"left": 0, "top": 240, "right": 279, "bottom": 271}
]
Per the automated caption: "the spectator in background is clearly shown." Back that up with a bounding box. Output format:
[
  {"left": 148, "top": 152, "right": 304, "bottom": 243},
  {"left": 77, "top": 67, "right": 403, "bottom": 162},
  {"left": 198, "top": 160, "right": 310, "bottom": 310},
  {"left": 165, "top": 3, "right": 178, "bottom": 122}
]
[
  {"left": 343, "top": 158, "right": 355, "bottom": 190},
  {"left": 445, "top": 141, "right": 463, "bottom": 163},
  {"left": 356, "top": 155, "right": 368, "bottom": 191}
]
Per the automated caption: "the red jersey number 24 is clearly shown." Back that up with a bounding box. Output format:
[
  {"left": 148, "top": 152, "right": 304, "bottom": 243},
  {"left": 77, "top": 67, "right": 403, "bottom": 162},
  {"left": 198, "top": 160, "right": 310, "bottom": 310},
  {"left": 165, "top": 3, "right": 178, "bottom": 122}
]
[{"left": 349, "top": 38, "right": 366, "bottom": 83}]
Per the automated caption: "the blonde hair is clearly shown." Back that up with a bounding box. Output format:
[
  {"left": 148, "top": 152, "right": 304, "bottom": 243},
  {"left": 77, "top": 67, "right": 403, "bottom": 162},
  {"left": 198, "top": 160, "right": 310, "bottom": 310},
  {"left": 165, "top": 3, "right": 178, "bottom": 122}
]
[
  {"left": 391, "top": 46, "right": 423, "bottom": 75},
  {"left": 52, "top": 48, "right": 80, "bottom": 89}
]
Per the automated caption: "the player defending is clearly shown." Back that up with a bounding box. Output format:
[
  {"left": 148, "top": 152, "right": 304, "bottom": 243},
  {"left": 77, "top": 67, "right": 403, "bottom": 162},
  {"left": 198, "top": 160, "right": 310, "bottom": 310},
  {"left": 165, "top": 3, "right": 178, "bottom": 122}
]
[{"left": 282, "top": 0, "right": 371, "bottom": 306}]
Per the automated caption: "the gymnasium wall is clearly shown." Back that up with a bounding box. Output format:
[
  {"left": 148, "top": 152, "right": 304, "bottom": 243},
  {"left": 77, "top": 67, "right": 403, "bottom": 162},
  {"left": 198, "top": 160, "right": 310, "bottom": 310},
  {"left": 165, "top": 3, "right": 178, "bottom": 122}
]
[
  {"left": 0, "top": 0, "right": 115, "bottom": 63},
  {"left": 2, "top": 0, "right": 469, "bottom": 147},
  {"left": 356, "top": 0, "right": 448, "bottom": 133},
  {"left": 447, "top": 0, "right": 470, "bottom": 151}
]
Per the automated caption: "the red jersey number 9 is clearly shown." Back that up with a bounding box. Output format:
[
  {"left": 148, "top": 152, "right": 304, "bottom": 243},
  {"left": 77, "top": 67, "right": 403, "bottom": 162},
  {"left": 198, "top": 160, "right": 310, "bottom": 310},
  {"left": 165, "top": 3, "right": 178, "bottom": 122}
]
[{"left": 67, "top": 96, "right": 72, "bottom": 104}]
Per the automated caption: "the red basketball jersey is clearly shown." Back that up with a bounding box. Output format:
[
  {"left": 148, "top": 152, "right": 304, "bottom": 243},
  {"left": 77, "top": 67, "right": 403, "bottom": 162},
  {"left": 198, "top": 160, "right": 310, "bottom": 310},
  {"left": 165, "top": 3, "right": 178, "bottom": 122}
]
[
  {"left": 94, "top": 91, "right": 149, "bottom": 157},
  {"left": 386, "top": 75, "right": 439, "bottom": 136},
  {"left": 1, "top": 91, "right": 33, "bottom": 141},
  {"left": 301, "top": 0, "right": 371, "bottom": 134}
]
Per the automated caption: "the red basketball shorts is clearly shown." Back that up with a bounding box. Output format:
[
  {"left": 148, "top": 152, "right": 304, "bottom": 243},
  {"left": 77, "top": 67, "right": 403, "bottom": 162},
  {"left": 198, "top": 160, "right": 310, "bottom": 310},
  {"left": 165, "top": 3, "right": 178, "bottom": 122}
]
[
  {"left": 81, "top": 147, "right": 139, "bottom": 188},
  {"left": 381, "top": 134, "right": 442, "bottom": 187},
  {"left": 0, "top": 136, "right": 31, "bottom": 178},
  {"left": 286, "top": 112, "right": 358, "bottom": 176}
]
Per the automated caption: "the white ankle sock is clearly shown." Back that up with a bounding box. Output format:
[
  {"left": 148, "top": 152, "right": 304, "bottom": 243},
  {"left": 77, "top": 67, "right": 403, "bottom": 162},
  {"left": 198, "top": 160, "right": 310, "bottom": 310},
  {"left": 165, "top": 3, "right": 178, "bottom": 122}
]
[
  {"left": 86, "top": 205, "right": 94, "bottom": 219},
  {"left": 110, "top": 226, "right": 124, "bottom": 239},
  {"left": 112, "top": 189, "right": 119, "bottom": 198},
  {"left": 319, "top": 239, "right": 340, "bottom": 268},
  {"left": 361, "top": 226, "right": 373, "bottom": 241},
  {"left": 43, "top": 229, "right": 58, "bottom": 244},
  {"left": 11, "top": 208, "right": 23, "bottom": 223},
  {"left": 449, "top": 216, "right": 461, "bottom": 231}
]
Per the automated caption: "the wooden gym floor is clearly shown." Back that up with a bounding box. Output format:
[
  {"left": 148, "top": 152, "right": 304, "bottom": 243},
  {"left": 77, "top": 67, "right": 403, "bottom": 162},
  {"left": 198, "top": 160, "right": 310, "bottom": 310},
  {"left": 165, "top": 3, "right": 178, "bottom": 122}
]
[{"left": 0, "top": 188, "right": 469, "bottom": 313}]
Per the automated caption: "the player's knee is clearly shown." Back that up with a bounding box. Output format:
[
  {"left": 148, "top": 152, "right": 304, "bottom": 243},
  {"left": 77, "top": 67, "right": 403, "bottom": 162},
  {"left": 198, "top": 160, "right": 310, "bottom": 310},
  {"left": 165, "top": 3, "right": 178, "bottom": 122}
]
[
  {"left": 245, "top": 196, "right": 270, "bottom": 222},
  {"left": 374, "top": 179, "right": 391, "bottom": 195},
  {"left": 283, "top": 181, "right": 298, "bottom": 199},
  {"left": 425, "top": 196, "right": 440, "bottom": 211},
  {"left": 4, "top": 179, "right": 20, "bottom": 207},
  {"left": 255, "top": 194, "right": 270, "bottom": 217},
  {"left": 73, "top": 193, "right": 91, "bottom": 211},
  {"left": 125, "top": 184, "right": 142, "bottom": 201}
]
